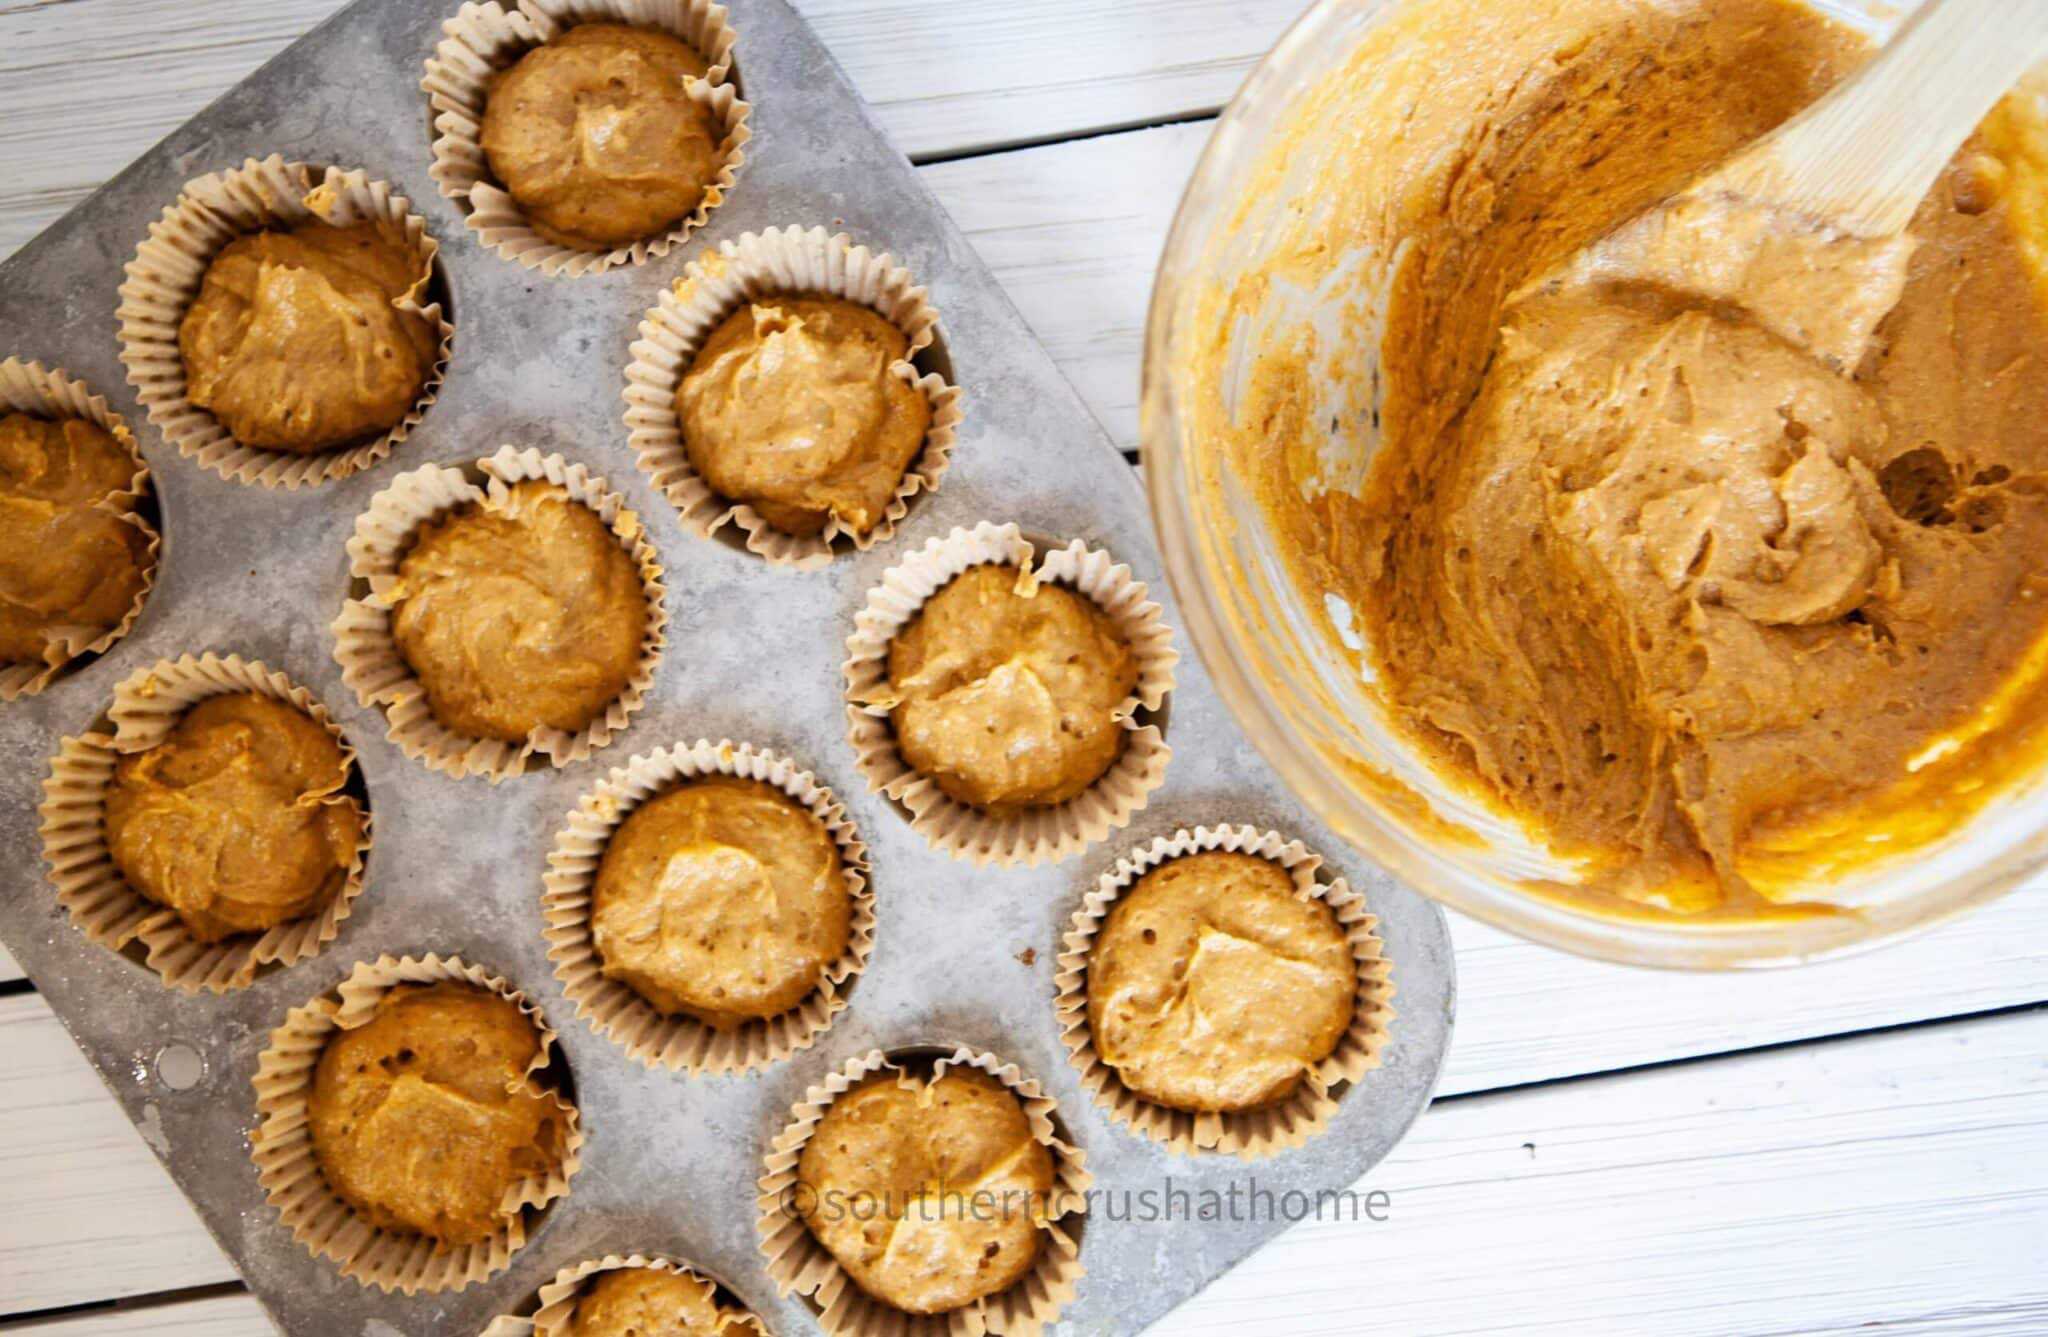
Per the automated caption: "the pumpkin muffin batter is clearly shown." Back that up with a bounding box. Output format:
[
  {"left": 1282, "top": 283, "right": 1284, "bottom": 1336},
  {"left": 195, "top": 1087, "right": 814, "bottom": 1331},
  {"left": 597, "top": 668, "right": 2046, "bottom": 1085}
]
[
  {"left": 389, "top": 481, "right": 647, "bottom": 744},
  {"left": 563, "top": 1266, "right": 758, "bottom": 1336},
  {"left": 0, "top": 412, "right": 149, "bottom": 670},
  {"left": 592, "top": 776, "right": 851, "bottom": 1029},
  {"left": 884, "top": 563, "right": 1138, "bottom": 810},
  {"left": 309, "top": 982, "right": 569, "bottom": 1247},
  {"left": 482, "top": 23, "right": 723, "bottom": 251},
  {"left": 1088, "top": 852, "right": 1354, "bottom": 1113},
  {"left": 104, "top": 693, "right": 362, "bottom": 944},
  {"left": 679, "top": 297, "right": 932, "bottom": 537},
  {"left": 1191, "top": 0, "right": 2048, "bottom": 913},
  {"left": 179, "top": 220, "right": 436, "bottom": 453},
  {"left": 797, "top": 1068, "right": 1054, "bottom": 1316}
]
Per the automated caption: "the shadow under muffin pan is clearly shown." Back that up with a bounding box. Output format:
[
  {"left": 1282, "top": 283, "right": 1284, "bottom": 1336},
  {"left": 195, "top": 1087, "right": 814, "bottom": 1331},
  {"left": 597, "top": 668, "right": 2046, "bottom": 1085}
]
[{"left": 0, "top": 2, "right": 1456, "bottom": 1333}]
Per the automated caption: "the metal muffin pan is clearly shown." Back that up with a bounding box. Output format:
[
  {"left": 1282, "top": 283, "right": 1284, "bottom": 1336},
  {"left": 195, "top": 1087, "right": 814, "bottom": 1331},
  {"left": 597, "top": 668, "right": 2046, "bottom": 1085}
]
[{"left": 0, "top": 1, "right": 1457, "bottom": 1332}]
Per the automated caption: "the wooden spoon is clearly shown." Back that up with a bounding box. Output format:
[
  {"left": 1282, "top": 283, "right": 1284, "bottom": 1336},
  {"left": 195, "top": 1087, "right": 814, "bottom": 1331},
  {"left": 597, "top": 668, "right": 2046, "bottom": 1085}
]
[{"left": 1709, "top": 0, "right": 2048, "bottom": 237}]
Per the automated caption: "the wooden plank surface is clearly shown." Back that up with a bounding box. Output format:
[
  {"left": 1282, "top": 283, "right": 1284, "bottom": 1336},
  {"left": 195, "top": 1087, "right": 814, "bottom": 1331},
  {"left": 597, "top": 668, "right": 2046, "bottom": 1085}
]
[
  {"left": 6, "top": 1, "right": 2048, "bottom": 1334},
  {"left": 9, "top": 1293, "right": 264, "bottom": 1337},
  {"left": 1167, "top": 1005, "right": 2048, "bottom": 1336},
  {"left": 0, "top": 0, "right": 1298, "bottom": 257},
  {"left": 15, "top": 1004, "right": 2046, "bottom": 1335},
  {"left": 0, "top": 996, "right": 229, "bottom": 1315}
]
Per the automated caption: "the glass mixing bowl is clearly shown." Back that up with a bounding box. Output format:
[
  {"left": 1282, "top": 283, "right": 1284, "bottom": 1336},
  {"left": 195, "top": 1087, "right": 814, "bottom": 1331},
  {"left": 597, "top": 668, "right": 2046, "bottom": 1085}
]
[{"left": 1141, "top": 0, "right": 2048, "bottom": 967}]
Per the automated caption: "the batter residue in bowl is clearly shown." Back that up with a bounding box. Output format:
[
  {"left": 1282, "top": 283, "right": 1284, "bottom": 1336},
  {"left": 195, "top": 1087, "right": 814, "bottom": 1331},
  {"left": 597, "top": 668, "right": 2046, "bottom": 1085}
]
[{"left": 1195, "top": 0, "right": 2048, "bottom": 913}]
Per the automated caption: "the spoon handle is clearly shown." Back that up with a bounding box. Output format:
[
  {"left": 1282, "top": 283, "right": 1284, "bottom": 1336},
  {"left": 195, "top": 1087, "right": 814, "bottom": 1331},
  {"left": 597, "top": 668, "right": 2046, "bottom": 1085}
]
[{"left": 1712, "top": 0, "right": 2048, "bottom": 237}]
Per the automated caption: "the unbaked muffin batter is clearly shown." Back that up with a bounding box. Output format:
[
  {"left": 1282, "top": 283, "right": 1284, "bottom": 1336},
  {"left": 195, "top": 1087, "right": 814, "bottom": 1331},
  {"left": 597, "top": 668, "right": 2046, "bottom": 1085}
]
[
  {"left": 592, "top": 776, "right": 851, "bottom": 1029},
  {"left": 884, "top": 563, "right": 1138, "bottom": 810},
  {"left": 563, "top": 1265, "right": 757, "bottom": 1337},
  {"left": 679, "top": 297, "right": 932, "bottom": 537},
  {"left": 104, "top": 693, "right": 362, "bottom": 943},
  {"left": 1088, "top": 852, "right": 1354, "bottom": 1113},
  {"left": 390, "top": 480, "right": 647, "bottom": 743},
  {"left": 179, "top": 220, "right": 436, "bottom": 453},
  {"left": 0, "top": 412, "right": 149, "bottom": 670},
  {"left": 797, "top": 1068, "right": 1053, "bottom": 1316},
  {"left": 309, "top": 982, "right": 567, "bottom": 1247},
  {"left": 1191, "top": 0, "right": 2048, "bottom": 912},
  {"left": 482, "top": 23, "right": 723, "bottom": 250}
]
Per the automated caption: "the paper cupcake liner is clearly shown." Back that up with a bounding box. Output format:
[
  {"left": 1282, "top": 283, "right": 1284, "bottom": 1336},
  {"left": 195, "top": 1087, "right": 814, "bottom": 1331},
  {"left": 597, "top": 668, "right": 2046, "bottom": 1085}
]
[
  {"left": 36, "top": 653, "right": 371, "bottom": 994},
  {"left": 114, "top": 155, "right": 453, "bottom": 490},
  {"left": 251, "top": 952, "right": 584, "bottom": 1294},
  {"left": 756, "top": 1046, "right": 1089, "bottom": 1337},
  {"left": 1055, "top": 824, "right": 1396, "bottom": 1159},
  {"left": 331, "top": 445, "right": 668, "bottom": 783},
  {"left": 481, "top": 1252, "right": 771, "bottom": 1337},
  {"left": 842, "top": 522, "right": 1175, "bottom": 866},
  {"left": 623, "top": 225, "right": 965, "bottom": 569},
  {"left": 424, "top": 0, "right": 750, "bottom": 277},
  {"left": 544, "top": 738, "right": 875, "bottom": 1074},
  {"left": 0, "top": 358, "right": 160, "bottom": 700}
]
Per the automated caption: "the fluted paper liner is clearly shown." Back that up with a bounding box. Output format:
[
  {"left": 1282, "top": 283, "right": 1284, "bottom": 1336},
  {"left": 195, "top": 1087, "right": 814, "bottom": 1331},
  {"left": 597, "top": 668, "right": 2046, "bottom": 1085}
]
[
  {"left": 624, "top": 226, "right": 964, "bottom": 568},
  {"left": 0, "top": 358, "right": 160, "bottom": 699},
  {"left": 1055, "top": 824, "right": 1396, "bottom": 1159},
  {"left": 544, "top": 738, "right": 875, "bottom": 1073},
  {"left": 115, "top": 155, "right": 452, "bottom": 490},
  {"left": 843, "top": 522, "right": 1175, "bottom": 865},
  {"left": 481, "top": 1252, "right": 771, "bottom": 1336},
  {"left": 252, "top": 953, "right": 584, "bottom": 1294},
  {"left": 332, "top": 446, "right": 668, "bottom": 783},
  {"left": 37, "top": 654, "right": 370, "bottom": 994},
  {"left": 757, "top": 1046, "right": 1089, "bottom": 1337},
  {"left": 424, "top": 0, "right": 750, "bottom": 276}
]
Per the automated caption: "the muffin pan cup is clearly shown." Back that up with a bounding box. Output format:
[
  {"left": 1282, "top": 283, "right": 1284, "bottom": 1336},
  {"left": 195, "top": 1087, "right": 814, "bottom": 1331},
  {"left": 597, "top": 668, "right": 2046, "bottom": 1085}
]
[
  {"left": 0, "top": 358, "right": 161, "bottom": 700},
  {"left": 543, "top": 737, "right": 876, "bottom": 1074},
  {"left": 624, "top": 225, "right": 966, "bottom": 569},
  {"left": 755, "top": 1046, "right": 1091, "bottom": 1337},
  {"left": 1055, "top": 824, "right": 1396, "bottom": 1159},
  {"left": 481, "top": 1251, "right": 771, "bottom": 1336},
  {"left": 0, "top": 3, "right": 1455, "bottom": 1332},
  {"left": 114, "top": 154, "right": 455, "bottom": 490},
  {"left": 842, "top": 521, "right": 1176, "bottom": 867},
  {"left": 37, "top": 652, "right": 371, "bottom": 994},
  {"left": 250, "top": 952, "right": 585, "bottom": 1294},
  {"left": 332, "top": 445, "right": 670, "bottom": 782},
  {"left": 424, "top": 0, "right": 752, "bottom": 277}
]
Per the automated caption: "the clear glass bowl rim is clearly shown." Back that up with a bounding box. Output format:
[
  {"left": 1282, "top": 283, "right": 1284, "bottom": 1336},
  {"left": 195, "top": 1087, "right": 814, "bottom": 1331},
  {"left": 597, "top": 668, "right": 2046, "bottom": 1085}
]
[{"left": 1137, "top": 0, "right": 2048, "bottom": 969}]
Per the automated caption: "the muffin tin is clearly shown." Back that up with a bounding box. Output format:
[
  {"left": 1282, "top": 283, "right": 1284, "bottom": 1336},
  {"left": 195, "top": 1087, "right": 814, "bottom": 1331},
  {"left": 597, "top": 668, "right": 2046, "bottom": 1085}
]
[{"left": 0, "top": 1, "right": 1455, "bottom": 1332}]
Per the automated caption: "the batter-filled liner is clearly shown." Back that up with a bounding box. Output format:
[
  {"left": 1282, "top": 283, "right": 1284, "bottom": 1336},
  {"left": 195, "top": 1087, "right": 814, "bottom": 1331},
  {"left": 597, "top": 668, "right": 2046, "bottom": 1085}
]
[
  {"left": 0, "top": 358, "right": 159, "bottom": 699},
  {"left": 332, "top": 445, "right": 668, "bottom": 783},
  {"left": 250, "top": 952, "right": 584, "bottom": 1293},
  {"left": 543, "top": 737, "right": 875, "bottom": 1073},
  {"left": 624, "top": 225, "right": 964, "bottom": 569},
  {"left": 115, "top": 155, "right": 452, "bottom": 489},
  {"left": 755, "top": 1045, "right": 1089, "bottom": 1337},
  {"left": 424, "top": 0, "right": 749, "bottom": 276},
  {"left": 842, "top": 521, "right": 1175, "bottom": 866},
  {"left": 38, "top": 653, "right": 370, "bottom": 994},
  {"left": 1055, "top": 823, "right": 1393, "bottom": 1158},
  {"left": 480, "top": 1251, "right": 770, "bottom": 1336}
]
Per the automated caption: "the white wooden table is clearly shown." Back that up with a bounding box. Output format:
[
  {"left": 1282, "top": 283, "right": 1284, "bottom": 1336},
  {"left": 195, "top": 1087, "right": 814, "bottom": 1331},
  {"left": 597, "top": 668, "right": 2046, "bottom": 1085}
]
[{"left": 2, "top": 2, "right": 2045, "bottom": 1332}]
